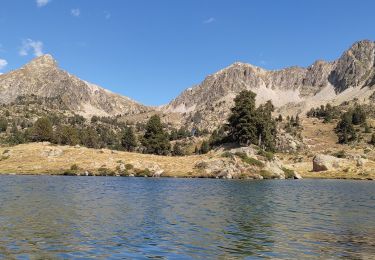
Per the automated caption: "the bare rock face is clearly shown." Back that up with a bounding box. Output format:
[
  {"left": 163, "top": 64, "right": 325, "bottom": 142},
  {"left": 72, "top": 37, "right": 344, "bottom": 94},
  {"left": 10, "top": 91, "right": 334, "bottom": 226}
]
[
  {"left": 0, "top": 54, "right": 150, "bottom": 117},
  {"left": 313, "top": 154, "right": 343, "bottom": 172},
  {"left": 329, "top": 40, "right": 375, "bottom": 93},
  {"left": 163, "top": 40, "right": 375, "bottom": 131}
]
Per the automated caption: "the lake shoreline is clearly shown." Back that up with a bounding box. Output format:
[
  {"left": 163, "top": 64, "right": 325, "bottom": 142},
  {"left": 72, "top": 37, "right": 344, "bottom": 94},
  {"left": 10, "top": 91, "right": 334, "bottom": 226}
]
[
  {"left": 1, "top": 143, "right": 374, "bottom": 181},
  {"left": 0, "top": 171, "right": 373, "bottom": 181}
]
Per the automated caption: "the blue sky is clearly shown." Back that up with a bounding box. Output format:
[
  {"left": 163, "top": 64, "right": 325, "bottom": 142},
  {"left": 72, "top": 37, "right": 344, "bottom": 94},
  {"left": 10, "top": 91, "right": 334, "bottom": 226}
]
[{"left": 0, "top": 0, "right": 374, "bottom": 105}]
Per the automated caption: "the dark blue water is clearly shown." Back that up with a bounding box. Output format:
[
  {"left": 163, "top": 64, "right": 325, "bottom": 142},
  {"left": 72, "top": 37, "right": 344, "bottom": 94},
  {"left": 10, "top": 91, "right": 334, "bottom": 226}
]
[{"left": 0, "top": 176, "right": 374, "bottom": 259}]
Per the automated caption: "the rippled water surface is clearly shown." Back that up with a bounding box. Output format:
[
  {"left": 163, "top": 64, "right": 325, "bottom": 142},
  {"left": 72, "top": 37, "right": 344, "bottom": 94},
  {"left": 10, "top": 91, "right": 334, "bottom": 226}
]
[{"left": 0, "top": 176, "right": 374, "bottom": 259}]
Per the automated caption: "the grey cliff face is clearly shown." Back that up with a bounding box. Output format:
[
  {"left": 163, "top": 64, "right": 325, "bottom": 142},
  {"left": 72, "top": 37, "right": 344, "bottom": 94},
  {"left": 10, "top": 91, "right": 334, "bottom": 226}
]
[
  {"left": 328, "top": 40, "right": 375, "bottom": 93},
  {"left": 164, "top": 40, "right": 375, "bottom": 130},
  {"left": 0, "top": 54, "right": 150, "bottom": 117}
]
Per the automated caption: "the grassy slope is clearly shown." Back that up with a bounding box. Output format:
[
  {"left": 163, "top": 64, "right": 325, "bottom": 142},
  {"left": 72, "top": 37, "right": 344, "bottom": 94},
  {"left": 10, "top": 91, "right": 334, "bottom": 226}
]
[
  {"left": 0, "top": 143, "right": 206, "bottom": 177},
  {"left": 0, "top": 118, "right": 374, "bottom": 179},
  {"left": 278, "top": 117, "right": 375, "bottom": 180}
]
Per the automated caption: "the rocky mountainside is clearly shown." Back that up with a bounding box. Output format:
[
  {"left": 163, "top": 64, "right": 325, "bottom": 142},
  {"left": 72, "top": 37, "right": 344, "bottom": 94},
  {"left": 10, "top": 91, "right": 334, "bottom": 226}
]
[
  {"left": 0, "top": 40, "right": 373, "bottom": 131},
  {"left": 164, "top": 40, "right": 375, "bottom": 130},
  {"left": 0, "top": 54, "right": 150, "bottom": 117}
]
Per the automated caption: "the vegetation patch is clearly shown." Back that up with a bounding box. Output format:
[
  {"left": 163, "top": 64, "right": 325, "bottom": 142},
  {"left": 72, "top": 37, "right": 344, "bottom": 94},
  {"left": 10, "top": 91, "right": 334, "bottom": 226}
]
[
  {"left": 259, "top": 170, "right": 273, "bottom": 179},
  {"left": 235, "top": 152, "right": 264, "bottom": 167},
  {"left": 257, "top": 150, "right": 274, "bottom": 161},
  {"left": 282, "top": 167, "right": 295, "bottom": 179},
  {"left": 97, "top": 167, "right": 115, "bottom": 176},
  {"left": 332, "top": 150, "right": 346, "bottom": 159}
]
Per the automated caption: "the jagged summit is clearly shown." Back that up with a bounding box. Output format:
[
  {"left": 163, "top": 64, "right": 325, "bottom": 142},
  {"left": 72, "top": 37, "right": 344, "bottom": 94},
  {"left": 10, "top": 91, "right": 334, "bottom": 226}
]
[
  {"left": 164, "top": 39, "right": 375, "bottom": 130},
  {"left": 0, "top": 39, "right": 373, "bottom": 129}
]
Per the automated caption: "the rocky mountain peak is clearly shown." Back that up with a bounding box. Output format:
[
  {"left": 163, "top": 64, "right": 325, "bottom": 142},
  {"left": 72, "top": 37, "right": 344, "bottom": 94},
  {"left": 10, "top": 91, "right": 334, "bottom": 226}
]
[
  {"left": 329, "top": 40, "right": 375, "bottom": 93},
  {"left": 0, "top": 54, "right": 150, "bottom": 117},
  {"left": 164, "top": 39, "right": 375, "bottom": 131},
  {"left": 24, "top": 54, "right": 57, "bottom": 69}
]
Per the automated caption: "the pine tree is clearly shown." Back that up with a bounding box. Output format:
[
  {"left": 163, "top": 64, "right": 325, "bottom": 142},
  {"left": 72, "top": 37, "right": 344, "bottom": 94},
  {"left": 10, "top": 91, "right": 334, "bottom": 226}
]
[
  {"left": 200, "top": 140, "right": 210, "bottom": 154},
  {"left": 172, "top": 142, "right": 184, "bottom": 156},
  {"left": 335, "top": 113, "right": 356, "bottom": 144},
  {"left": 228, "top": 90, "right": 258, "bottom": 146},
  {"left": 227, "top": 91, "right": 277, "bottom": 151},
  {"left": 0, "top": 117, "right": 7, "bottom": 132},
  {"left": 142, "top": 115, "right": 171, "bottom": 155},
  {"left": 121, "top": 126, "right": 137, "bottom": 152},
  {"left": 352, "top": 105, "right": 366, "bottom": 125},
  {"left": 55, "top": 125, "right": 79, "bottom": 145},
  {"left": 31, "top": 117, "right": 53, "bottom": 142},
  {"left": 80, "top": 127, "right": 100, "bottom": 148},
  {"left": 256, "top": 100, "right": 277, "bottom": 151},
  {"left": 277, "top": 114, "right": 283, "bottom": 122}
]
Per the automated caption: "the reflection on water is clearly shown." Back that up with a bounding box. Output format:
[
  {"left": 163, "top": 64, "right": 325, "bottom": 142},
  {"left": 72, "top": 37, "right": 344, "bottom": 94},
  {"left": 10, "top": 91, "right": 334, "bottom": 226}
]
[{"left": 0, "top": 176, "right": 374, "bottom": 259}]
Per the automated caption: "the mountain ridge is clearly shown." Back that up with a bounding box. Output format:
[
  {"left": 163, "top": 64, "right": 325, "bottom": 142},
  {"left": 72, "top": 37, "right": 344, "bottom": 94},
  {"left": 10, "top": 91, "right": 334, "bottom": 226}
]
[
  {"left": 0, "top": 54, "right": 151, "bottom": 118},
  {"left": 0, "top": 40, "right": 374, "bottom": 130},
  {"left": 163, "top": 39, "right": 374, "bottom": 130}
]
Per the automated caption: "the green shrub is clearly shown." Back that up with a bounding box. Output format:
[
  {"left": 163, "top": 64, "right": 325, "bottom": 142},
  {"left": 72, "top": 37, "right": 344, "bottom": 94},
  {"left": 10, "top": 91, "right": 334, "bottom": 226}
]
[
  {"left": 70, "top": 164, "right": 79, "bottom": 171},
  {"left": 259, "top": 170, "right": 273, "bottom": 179},
  {"left": 333, "top": 150, "right": 346, "bottom": 158},
  {"left": 97, "top": 167, "right": 115, "bottom": 176},
  {"left": 257, "top": 150, "right": 274, "bottom": 161},
  {"left": 134, "top": 168, "right": 152, "bottom": 177},
  {"left": 235, "top": 152, "right": 264, "bottom": 167},
  {"left": 125, "top": 164, "right": 134, "bottom": 170},
  {"left": 221, "top": 151, "right": 233, "bottom": 158},
  {"left": 282, "top": 167, "right": 295, "bottom": 179}
]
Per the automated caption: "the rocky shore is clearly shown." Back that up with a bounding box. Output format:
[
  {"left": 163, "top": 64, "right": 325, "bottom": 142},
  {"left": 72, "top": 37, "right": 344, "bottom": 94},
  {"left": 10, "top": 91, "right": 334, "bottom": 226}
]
[{"left": 0, "top": 142, "right": 374, "bottom": 180}]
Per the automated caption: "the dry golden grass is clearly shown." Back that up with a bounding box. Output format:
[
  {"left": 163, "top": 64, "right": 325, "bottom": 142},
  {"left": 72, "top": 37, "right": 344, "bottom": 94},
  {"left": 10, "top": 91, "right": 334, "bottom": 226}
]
[
  {"left": 0, "top": 143, "right": 208, "bottom": 177},
  {"left": 277, "top": 117, "right": 375, "bottom": 180}
]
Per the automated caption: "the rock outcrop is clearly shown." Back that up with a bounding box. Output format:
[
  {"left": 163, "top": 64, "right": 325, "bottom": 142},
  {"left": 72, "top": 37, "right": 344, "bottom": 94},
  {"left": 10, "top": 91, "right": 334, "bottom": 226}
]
[
  {"left": 195, "top": 147, "right": 291, "bottom": 179},
  {"left": 163, "top": 40, "right": 375, "bottom": 130},
  {"left": 313, "top": 154, "right": 343, "bottom": 172}
]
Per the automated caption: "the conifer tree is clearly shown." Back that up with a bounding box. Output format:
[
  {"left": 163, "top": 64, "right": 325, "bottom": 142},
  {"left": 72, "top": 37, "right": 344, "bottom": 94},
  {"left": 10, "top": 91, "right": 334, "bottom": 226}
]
[
  {"left": 228, "top": 90, "right": 258, "bottom": 146},
  {"left": 31, "top": 117, "right": 53, "bottom": 142},
  {"left": 200, "top": 140, "right": 210, "bottom": 154},
  {"left": 56, "top": 125, "right": 79, "bottom": 145},
  {"left": 335, "top": 112, "right": 356, "bottom": 144},
  {"left": 227, "top": 91, "right": 277, "bottom": 151},
  {"left": 0, "top": 117, "right": 7, "bottom": 132},
  {"left": 142, "top": 115, "right": 171, "bottom": 155},
  {"left": 121, "top": 126, "right": 137, "bottom": 152},
  {"left": 172, "top": 142, "right": 184, "bottom": 156}
]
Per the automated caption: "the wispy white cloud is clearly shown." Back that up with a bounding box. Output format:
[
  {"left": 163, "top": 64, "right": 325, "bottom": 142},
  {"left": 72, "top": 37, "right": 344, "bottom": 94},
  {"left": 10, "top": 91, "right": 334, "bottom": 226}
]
[
  {"left": 71, "top": 8, "right": 80, "bottom": 17},
  {"left": 104, "top": 11, "right": 111, "bottom": 20},
  {"left": 36, "top": 0, "right": 51, "bottom": 7},
  {"left": 203, "top": 17, "right": 216, "bottom": 24},
  {"left": 0, "top": 58, "right": 7, "bottom": 71},
  {"left": 19, "top": 39, "right": 44, "bottom": 57}
]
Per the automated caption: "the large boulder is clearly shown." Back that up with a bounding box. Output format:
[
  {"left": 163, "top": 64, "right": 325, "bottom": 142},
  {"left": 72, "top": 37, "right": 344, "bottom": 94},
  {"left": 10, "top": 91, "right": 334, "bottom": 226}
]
[
  {"left": 313, "top": 154, "right": 343, "bottom": 172},
  {"left": 293, "top": 172, "right": 303, "bottom": 179},
  {"left": 229, "top": 146, "right": 257, "bottom": 157},
  {"left": 132, "top": 161, "right": 164, "bottom": 177},
  {"left": 195, "top": 159, "right": 236, "bottom": 178},
  {"left": 264, "top": 159, "right": 286, "bottom": 179}
]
